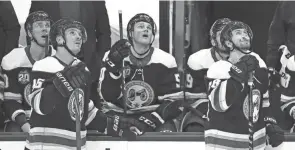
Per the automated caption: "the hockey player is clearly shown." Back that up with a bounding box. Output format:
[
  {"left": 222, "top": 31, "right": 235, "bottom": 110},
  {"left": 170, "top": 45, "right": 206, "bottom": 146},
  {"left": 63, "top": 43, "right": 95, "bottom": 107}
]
[
  {"left": 184, "top": 18, "right": 232, "bottom": 132},
  {"left": 205, "top": 21, "right": 284, "bottom": 150},
  {"left": 1, "top": 11, "right": 55, "bottom": 132},
  {"left": 99, "top": 13, "right": 183, "bottom": 132},
  {"left": 25, "top": 18, "right": 141, "bottom": 150},
  {"left": 266, "top": 1, "right": 295, "bottom": 132}
]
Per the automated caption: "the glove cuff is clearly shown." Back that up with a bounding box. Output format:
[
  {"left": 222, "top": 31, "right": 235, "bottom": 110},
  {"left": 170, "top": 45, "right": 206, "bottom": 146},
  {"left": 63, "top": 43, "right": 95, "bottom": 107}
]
[
  {"left": 53, "top": 72, "right": 74, "bottom": 97},
  {"left": 138, "top": 112, "right": 165, "bottom": 131},
  {"left": 105, "top": 58, "right": 121, "bottom": 74},
  {"left": 106, "top": 115, "right": 123, "bottom": 137},
  {"left": 264, "top": 116, "right": 277, "bottom": 125},
  {"left": 151, "top": 112, "right": 165, "bottom": 124}
]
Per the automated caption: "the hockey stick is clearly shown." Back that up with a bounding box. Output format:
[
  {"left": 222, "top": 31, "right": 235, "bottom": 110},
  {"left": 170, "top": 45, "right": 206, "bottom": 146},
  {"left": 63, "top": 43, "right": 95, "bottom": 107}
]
[
  {"left": 248, "top": 72, "right": 254, "bottom": 150},
  {"left": 118, "top": 10, "right": 127, "bottom": 116},
  {"left": 73, "top": 89, "right": 82, "bottom": 150},
  {"left": 178, "top": 1, "right": 192, "bottom": 132}
]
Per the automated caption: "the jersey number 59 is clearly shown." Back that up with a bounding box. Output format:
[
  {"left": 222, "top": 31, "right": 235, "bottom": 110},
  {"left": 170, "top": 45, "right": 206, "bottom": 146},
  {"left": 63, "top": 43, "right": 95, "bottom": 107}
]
[{"left": 175, "top": 74, "right": 193, "bottom": 88}]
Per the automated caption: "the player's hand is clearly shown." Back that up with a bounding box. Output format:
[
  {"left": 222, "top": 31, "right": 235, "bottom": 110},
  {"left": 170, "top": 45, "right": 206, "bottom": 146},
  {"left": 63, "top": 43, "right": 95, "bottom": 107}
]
[
  {"left": 106, "top": 115, "right": 143, "bottom": 140},
  {"left": 104, "top": 39, "right": 131, "bottom": 74},
  {"left": 265, "top": 117, "right": 284, "bottom": 147},
  {"left": 137, "top": 100, "right": 183, "bottom": 132},
  {"left": 53, "top": 62, "right": 91, "bottom": 97},
  {"left": 229, "top": 55, "right": 259, "bottom": 83}
]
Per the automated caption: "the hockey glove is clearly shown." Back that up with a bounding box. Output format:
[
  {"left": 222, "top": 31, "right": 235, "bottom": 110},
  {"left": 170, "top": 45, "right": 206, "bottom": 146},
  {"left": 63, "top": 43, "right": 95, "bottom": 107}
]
[
  {"left": 104, "top": 39, "right": 131, "bottom": 74},
  {"left": 137, "top": 100, "right": 183, "bottom": 132},
  {"left": 265, "top": 117, "right": 285, "bottom": 147},
  {"left": 229, "top": 55, "right": 259, "bottom": 83},
  {"left": 53, "top": 62, "right": 91, "bottom": 98},
  {"left": 106, "top": 115, "right": 143, "bottom": 140}
]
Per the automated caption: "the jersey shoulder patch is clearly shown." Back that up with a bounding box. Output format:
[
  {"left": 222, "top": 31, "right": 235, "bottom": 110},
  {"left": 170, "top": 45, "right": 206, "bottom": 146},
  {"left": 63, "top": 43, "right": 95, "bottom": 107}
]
[
  {"left": 149, "top": 48, "right": 177, "bottom": 68},
  {"left": 1, "top": 48, "right": 32, "bottom": 70},
  {"left": 33, "top": 57, "right": 64, "bottom": 73},
  {"left": 207, "top": 60, "right": 232, "bottom": 79},
  {"left": 188, "top": 48, "right": 214, "bottom": 71}
]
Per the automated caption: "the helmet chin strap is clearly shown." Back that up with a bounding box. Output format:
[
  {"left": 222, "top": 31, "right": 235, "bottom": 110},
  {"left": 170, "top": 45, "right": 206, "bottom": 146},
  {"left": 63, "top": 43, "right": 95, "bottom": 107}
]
[{"left": 62, "top": 42, "right": 77, "bottom": 57}]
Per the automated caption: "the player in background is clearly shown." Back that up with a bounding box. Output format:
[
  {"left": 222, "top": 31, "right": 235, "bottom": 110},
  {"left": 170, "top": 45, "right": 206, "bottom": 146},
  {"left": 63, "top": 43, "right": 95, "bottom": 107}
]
[
  {"left": 0, "top": 11, "right": 55, "bottom": 132},
  {"left": 99, "top": 13, "right": 183, "bottom": 132},
  {"left": 25, "top": 18, "right": 142, "bottom": 150},
  {"left": 266, "top": 1, "right": 295, "bottom": 132},
  {"left": 204, "top": 21, "right": 284, "bottom": 150},
  {"left": 184, "top": 18, "right": 232, "bottom": 132}
]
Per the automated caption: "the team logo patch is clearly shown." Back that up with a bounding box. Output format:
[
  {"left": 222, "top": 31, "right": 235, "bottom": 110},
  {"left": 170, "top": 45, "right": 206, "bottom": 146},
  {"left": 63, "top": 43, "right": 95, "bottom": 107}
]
[
  {"left": 18, "top": 70, "right": 30, "bottom": 84},
  {"left": 124, "top": 80, "right": 154, "bottom": 109},
  {"left": 243, "top": 89, "right": 261, "bottom": 123},
  {"left": 68, "top": 88, "right": 85, "bottom": 121},
  {"left": 24, "top": 83, "right": 32, "bottom": 105}
]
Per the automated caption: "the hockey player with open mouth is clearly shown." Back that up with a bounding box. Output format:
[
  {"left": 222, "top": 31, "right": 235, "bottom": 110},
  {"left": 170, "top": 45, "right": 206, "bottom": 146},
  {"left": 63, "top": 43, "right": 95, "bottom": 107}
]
[
  {"left": 99, "top": 13, "right": 183, "bottom": 132},
  {"left": 1, "top": 11, "right": 55, "bottom": 133},
  {"left": 204, "top": 21, "right": 284, "bottom": 150},
  {"left": 25, "top": 18, "right": 142, "bottom": 150}
]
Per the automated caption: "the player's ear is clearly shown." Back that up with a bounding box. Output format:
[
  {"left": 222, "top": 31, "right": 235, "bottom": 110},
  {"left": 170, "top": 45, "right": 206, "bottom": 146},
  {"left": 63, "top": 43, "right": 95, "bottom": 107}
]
[
  {"left": 225, "top": 40, "right": 233, "bottom": 49},
  {"left": 211, "top": 39, "right": 216, "bottom": 47}
]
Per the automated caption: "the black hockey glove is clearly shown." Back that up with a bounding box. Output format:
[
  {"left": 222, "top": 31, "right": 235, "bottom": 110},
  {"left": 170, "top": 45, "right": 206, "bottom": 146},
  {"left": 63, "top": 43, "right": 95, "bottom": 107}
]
[
  {"left": 264, "top": 117, "right": 285, "bottom": 147},
  {"left": 106, "top": 115, "right": 143, "bottom": 140},
  {"left": 104, "top": 39, "right": 131, "bottom": 74},
  {"left": 229, "top": 55, "right": 259, "bottom": 83},
  {"left": 53, "top": 62, "right": 91, "bottom": 98},
  {"left": 137, "top": 100, "right": 183, "bottom": 132}
]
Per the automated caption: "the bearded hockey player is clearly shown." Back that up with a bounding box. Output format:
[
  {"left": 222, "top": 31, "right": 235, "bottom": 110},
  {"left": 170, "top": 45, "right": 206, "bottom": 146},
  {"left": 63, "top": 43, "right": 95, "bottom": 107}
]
[
  {"left": 99, "top": 13, "right": 183, "bottom": 132},
  {"left": 205, "top": 21, "right": 284, "bottom": 150},
  {"left": 0, "top": 11, "right": 55, "bottom": 132},
  {"left": 184, "top": 18, "right": 232, "bottom": 132},
  {"left": 25, "top": 19, "right": 142, "bottom": 150}
]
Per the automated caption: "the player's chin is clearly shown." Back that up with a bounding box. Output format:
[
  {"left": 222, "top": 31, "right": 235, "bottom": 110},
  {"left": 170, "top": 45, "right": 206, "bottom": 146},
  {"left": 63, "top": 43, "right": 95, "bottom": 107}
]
[{"left": 138, "top": 38, "right": 151, "bottom": 45}]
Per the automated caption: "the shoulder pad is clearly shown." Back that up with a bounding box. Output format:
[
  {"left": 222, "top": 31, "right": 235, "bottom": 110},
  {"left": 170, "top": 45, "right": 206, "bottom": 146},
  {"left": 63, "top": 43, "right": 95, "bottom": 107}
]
[
  {"left": 33, "top": 57, "right": 64, "bottom": 73},
  {"left": 188, "top": 48, "right": 214, "bottom": 70},
  {"left": 149, "top": 48, "right": 177, "bottom": 68},
  {"left": 1, "top": 48, "right": 32, "bottom": 70},
  {"left": 207, "top": 60, "right": 231, "bottom": 79}
]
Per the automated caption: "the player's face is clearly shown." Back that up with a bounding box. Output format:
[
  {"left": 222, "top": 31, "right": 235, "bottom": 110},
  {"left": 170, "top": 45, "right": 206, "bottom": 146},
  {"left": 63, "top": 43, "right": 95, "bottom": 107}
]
[
  {"left": 231, "top": 28, "right": 251, "bottom": 51},
  {"left": 132, "top": 22, "right": 153, "bottom": 52},
  {"left": 30, "top": 21, "right": 50, "bottom": 46},
  {"left": 64, "top": 28, "right": 83, "bottom": 55}
]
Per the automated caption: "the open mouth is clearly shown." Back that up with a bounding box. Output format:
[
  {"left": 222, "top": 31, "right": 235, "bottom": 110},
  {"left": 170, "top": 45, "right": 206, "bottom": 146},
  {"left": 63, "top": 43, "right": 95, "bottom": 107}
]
[
  {"left": 41, "top": 35, "right": 48, "bottom": 39},
  {"left": 142, "top": 34, "right": 149, "bottom": 38}
]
